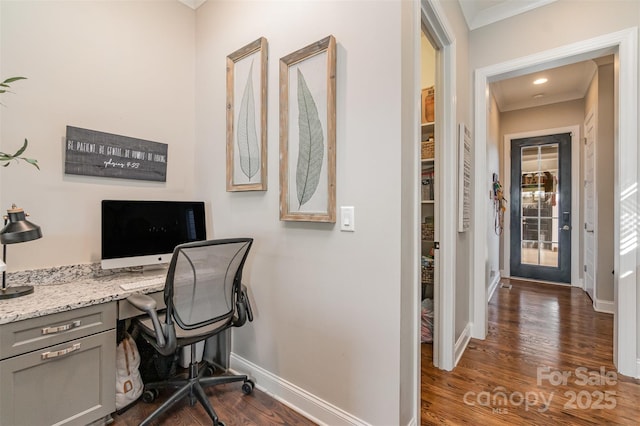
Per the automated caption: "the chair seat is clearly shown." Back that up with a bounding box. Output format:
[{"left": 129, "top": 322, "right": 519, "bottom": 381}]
[{"left": 136, "top": 312, "right": 231, "bottom": 347}]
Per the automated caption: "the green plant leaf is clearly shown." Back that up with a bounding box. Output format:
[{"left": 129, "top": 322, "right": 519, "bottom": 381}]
[
  {"left": 295, "top": 69, "right": 324, "bottom": 208},
  {"left": 0, "top": 77, "right": 38, "bottom": 170},
  {"left": 24, "top": 158, "right": 40, "bottom": 170},
  {"left": 236, "top": 60, "right": 260, "bottom": 180},
  {"left": 1, "top": 77, "right": 27, "bottom": 85},
  {"left": 12, "top": 139, "right": 28, "bottom": 157},
  {"left": 0, "top": 140, "right": 39, "bottom": 170}
]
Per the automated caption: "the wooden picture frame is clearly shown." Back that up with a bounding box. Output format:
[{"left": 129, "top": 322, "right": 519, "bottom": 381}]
[
  {"left": 279, "top": 35, "right": 336, "bottom": 222},
  {"left": 226, "top": 37, "right": 268, "bottom": 191}
]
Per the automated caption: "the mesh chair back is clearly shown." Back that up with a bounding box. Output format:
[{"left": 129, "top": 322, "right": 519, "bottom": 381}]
[{"left": 165, "top": 238, "right": 253, "bottom": 330}]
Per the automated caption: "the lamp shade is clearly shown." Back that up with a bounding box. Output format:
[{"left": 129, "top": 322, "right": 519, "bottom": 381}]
[{"left": 0, "top": 205, "right": 42, "bottom": 244}]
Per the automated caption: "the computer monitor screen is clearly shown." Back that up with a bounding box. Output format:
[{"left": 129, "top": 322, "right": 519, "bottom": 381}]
[{"left": 101, "top": 200, "right": 207, "bottom": 269}]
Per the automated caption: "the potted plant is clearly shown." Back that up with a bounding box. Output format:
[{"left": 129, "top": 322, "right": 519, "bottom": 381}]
[{"left": 0, "top": 77, "right": 38, "bottom": 169}]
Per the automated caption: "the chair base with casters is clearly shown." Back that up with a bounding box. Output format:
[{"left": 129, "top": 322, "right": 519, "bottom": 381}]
[{"left": 139, "top": 341, "right": 254, "bottom": 426}]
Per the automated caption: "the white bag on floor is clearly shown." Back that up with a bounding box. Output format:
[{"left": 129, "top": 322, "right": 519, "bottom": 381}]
[{"left": 115, "top": 333, "right": 143, "bottom": 409}]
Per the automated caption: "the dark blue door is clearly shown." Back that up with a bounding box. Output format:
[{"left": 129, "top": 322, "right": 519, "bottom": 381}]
[{"left": 510, "top": 133, "right": 571, "bottom": 283}]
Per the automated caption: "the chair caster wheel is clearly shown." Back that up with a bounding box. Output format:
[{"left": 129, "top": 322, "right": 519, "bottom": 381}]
[
  {"left": 241, "top": 379, "right": 255, "bottom": 395},
  {"left": 203, "top": 364, "right": 216, "bottom": 376},
  {"left": 142, "top": 389, "right": 159, "bottom": 403}
]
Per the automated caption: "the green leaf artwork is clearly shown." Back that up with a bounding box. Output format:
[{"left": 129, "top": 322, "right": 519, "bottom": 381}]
[
  {"left": 236, "top": 60, "right": 260, "bottom": 181},
  {"left": 295, "top": 68, "right": 324, "bottom": 209}
]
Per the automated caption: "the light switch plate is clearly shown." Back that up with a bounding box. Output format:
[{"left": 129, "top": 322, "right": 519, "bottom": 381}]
[{"left": 340, "top": 206, "right": 355, "bottom": 232}]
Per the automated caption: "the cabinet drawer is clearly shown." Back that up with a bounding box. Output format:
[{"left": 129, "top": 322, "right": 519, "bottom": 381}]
[
  {"left": 118, "top": 291, "right": 165, "bottom": 320},
  {"left": 0, "top": 302, "right": 116, "bottom": 359},
  {"left": 0, "top": 329, "right": 116, "bottom": 426}
]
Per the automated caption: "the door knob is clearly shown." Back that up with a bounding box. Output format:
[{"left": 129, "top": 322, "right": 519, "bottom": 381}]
[{"left": 561, "top": 225, "right": 570, "bottom": 231}]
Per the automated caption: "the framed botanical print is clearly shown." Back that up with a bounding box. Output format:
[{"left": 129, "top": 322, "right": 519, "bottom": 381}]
[
  {"left": 279, "top": 35, "right": 336, "bottom": 222},
  {"left": 226, "top": 37, "right": 268, "bottom": 191}
]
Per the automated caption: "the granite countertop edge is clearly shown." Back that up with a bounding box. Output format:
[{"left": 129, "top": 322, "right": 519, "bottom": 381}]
[{"left": 0, "top": 263, "right": 166, "bottom": 325}]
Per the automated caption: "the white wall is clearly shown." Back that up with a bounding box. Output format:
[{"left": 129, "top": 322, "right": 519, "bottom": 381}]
[
  {"left": 0, "top": 1, "right": 197, "bottom": 270},
  {"left": 500, "top": 100, "right": 585, "bottom": 138},
  {"left": 438, "top": 0, "right": 472, "bottom": 343},
  {"left": 194, "top": 1, "right": 410, "bottom": 424},
  {"left": 421, "top": 32, "right": 436, "bottom": 89}
]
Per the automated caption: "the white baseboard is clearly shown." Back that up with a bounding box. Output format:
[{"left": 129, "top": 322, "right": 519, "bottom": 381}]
[
  {"left": 488, "top": 273, "right": 501, "bottom": 302},
  {"left": 594, "top": 299, "right": 614, "bottom": 314},
  {"left": 454, "top": 323, "right": 471, "bottom": 367},
  {"left": 230, "top": 353, "right": 369, "bottom": 426}
]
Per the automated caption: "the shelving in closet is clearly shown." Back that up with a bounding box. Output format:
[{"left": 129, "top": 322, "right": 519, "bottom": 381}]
[{"left": 420, "top": 119, "right": 435, "bottom": 301}]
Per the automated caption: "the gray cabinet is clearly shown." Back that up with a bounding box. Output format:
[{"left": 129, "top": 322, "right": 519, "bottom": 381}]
[{"left": 0, "top": 303, "right": 117, "bottom": 426}]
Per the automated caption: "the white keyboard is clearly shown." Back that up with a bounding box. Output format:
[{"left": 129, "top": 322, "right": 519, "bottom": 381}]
[{"left": 120, "top": 279, "right": 160, "bottom": 291}]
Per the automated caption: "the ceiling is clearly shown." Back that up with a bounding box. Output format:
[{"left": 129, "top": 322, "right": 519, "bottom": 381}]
[
  {"left": 458, "top": 0, "right": 557, "bottom": 30},
  {"left": 490, "top": 60, "right": 602, "bottom": 112},
  {"left": 457, "top": 0, "right": 613, "bottom": 112},
  {"left": 178, "top": 0, "right": 205, "bottom": 10}
]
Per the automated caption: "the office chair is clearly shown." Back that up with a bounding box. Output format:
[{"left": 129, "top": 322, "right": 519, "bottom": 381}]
[{"left": 126, "top": 238, "right": 255, "bottom": 426}]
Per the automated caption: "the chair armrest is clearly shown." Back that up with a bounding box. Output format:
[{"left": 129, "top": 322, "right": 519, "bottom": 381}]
[
  {"left": 126, "top": 293, "right": 166, "bottom": 348},
  {"left": 233, "top": 285, "right": 253, "bottom": 327},
  {"left": 126, "top": 293, "right": 157, "bottom": 312},
  {"left": 242, "top": 285, "right": 253, "bottom": 322}
]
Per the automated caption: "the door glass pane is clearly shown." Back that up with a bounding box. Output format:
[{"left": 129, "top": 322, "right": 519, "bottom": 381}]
[
  {"left": 522, "top": 217, "right": 539, "bottom": 242},
  {"left": 521, "top": 241, "right": 539, "bottom": 265},
  {"left": 520, "top": 143, "right": 559, "bottom": 267}
]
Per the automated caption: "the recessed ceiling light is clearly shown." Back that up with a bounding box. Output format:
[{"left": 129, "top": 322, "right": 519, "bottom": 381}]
[
  {"left": 534, "top": 78, "right": 548, "bottom": 85},
  {"left": 533, "top": 93, "right": 544, "bottom": 99}
]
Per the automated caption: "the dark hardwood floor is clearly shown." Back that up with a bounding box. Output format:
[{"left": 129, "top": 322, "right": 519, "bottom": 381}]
[
  {"left": 421, "top": 278, "right": 640, "bottom": 425},
  {"left": 110, "top": 375, "right": 316, "bottom": 426},
  {"left": 113, "top": 278, "right": 640, "bottom": 425}
]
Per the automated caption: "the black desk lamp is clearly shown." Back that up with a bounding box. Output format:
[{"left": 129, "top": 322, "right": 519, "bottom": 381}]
[{"left": 0, "top": 204, "right": 42, "bottom": 299}]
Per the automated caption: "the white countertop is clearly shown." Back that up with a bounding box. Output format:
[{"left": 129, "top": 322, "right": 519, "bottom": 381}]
[{"left": 0, "top": 265, "right": 166, "bottom": 324}]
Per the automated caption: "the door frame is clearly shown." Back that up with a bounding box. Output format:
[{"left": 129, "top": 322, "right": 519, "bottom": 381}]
[
  {"left": 420, "top": 0, "right": 457, "bottom": 373},
  {"left": 472, "top": 27, "right": 638, "bottom": 377},
  {"left": 583, "top": 108, "right": 598, "bottom": 304},
  {"left": 502, "top": 126, "right": 580, "bottom": 287}
]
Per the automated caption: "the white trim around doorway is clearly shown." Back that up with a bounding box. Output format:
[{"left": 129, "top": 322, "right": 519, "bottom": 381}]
[
  {"left": 471, "top": 27, "right": 638, "bottom": 378},
  {"left": 502, "top": 126, "right": 580, "bottom": 287},
  {"left": 421, "top": 0, "right": 457, "bottom": 372}
]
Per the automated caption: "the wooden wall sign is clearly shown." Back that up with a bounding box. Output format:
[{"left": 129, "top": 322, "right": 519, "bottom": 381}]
[{"left": 65, "top": 126, "right": 168, "bottom": 182}]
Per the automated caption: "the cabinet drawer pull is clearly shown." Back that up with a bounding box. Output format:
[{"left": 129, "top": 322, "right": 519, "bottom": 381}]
[
  {"left": 41, "top": 320, "right": 81, "bottom": 335},
  {"left": 41, "top": 343, "right": 81, "bottom": 360}
]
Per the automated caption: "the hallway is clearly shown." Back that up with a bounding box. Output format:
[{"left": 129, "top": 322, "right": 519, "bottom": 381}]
[{"left": 421, "top": 279, "right": 640, "bottom": 424}]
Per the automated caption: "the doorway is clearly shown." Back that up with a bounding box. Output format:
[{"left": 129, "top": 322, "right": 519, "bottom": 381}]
[
  {"left": 472, "top": 28, "right": 638, "bottom": 377},
  {"left": 509, "top": 133, "right": 571, "bottom": 283},
  {"left": 419, "top": 31, "right": 437, "bottom": 363}
]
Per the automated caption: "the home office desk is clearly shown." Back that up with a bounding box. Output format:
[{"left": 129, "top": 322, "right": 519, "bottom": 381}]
[{"left": 0, "top": 265, "right": 167, "bottom": 426}]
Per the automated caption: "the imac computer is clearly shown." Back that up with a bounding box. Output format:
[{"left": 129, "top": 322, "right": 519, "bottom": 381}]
[{"left": 101, "top": 200, "right": 207, "bottom": 270}]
